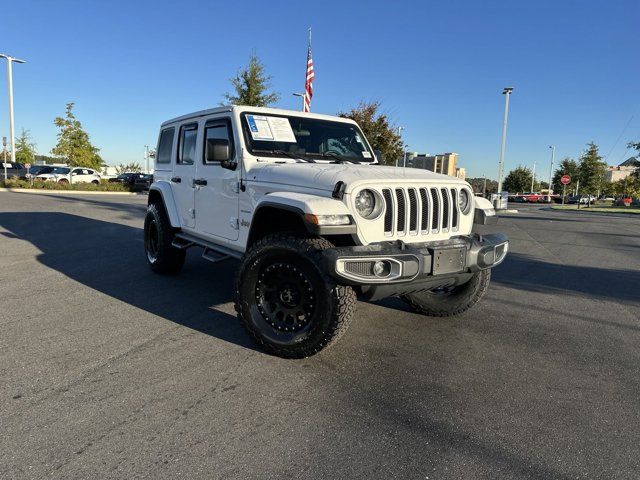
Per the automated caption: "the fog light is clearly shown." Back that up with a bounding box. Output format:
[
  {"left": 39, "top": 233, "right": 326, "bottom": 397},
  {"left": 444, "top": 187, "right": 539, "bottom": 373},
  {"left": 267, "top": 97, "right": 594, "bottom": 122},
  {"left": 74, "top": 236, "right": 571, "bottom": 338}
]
[{"left": 373, "top": 260, "right": 391, "bottom": 277}]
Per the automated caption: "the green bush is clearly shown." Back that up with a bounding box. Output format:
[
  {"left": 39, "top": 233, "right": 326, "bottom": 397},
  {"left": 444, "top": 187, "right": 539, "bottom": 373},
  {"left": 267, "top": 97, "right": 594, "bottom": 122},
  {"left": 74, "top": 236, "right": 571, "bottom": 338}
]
[{"left": 1, "top": 178, "right": 131, "bottom": 192}]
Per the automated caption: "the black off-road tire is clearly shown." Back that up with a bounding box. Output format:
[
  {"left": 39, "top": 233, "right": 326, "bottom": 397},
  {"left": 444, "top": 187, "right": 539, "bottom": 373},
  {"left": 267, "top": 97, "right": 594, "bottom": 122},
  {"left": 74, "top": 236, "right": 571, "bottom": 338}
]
[
  {"left": 401, "top": 270, "right": 491, "bottom": 317},
  {"left": 235, "top": 234, "right": 357, "bottom": 359},
  {"left": 144, "top": 203, "right": 185, "bottom": 274}
]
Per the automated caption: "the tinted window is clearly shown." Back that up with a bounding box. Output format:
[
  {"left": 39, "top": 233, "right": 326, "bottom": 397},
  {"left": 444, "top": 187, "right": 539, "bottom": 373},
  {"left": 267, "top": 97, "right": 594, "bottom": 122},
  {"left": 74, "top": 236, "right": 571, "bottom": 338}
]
[
  {"left": 178, "top": 124, "right": 198, "bottom": 165},
  {"left": 203, "top": 121, "right": 233, "bottom": 164},
  {"left": 156, "top": 128, "right": 175, "bottom": 164}
]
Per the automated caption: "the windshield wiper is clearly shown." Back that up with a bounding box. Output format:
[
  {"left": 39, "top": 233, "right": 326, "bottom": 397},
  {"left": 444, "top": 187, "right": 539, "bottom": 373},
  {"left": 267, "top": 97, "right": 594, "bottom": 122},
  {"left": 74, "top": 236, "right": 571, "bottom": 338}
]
[
  {"left": 252, "top": 149, "right": 315, "bottom": 163},
  {"left": 319, "top": 152, "right": 362, "bottom": 164}
]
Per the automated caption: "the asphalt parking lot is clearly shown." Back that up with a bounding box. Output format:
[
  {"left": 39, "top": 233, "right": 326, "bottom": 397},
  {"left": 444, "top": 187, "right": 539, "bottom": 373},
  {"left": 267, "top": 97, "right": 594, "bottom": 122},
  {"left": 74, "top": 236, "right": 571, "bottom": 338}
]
[{"left": 1, "top": 192, "right": 639, "bottom": 479}]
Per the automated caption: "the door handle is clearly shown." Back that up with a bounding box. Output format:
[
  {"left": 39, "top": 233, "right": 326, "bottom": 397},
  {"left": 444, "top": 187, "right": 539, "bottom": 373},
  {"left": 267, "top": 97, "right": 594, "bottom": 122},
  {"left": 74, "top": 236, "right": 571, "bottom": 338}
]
[
  {"left": 193, "top": 178, "right": 208, "bottom": 186},
  {"left": 171, "top": 176, "right": 181, "bottom": 183}
]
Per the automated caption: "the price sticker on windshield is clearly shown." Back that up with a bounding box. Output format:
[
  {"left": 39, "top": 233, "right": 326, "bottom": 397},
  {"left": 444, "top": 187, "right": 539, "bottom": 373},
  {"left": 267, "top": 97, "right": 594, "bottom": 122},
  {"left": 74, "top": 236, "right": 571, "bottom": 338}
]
[{"left": 246, "top": 115, "right": 296, "bottom": 142}]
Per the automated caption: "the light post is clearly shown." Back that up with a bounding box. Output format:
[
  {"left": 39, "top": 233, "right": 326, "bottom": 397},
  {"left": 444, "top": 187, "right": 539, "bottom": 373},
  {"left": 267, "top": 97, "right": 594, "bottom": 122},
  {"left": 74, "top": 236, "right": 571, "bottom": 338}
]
[
  {"left": 496, "top": 87, "right": 514, "bottom": 198},
  {"left": 292, "top": 93, "right": 305, "bottom": 112},
  {"left": 548, "top": 145, "right": 555, "bottom": 202},
  {"left": 0, "top": 54, "right": 26, "bottom": 166},
  {"left": 396, "top": 126, "right": 405, "bottom": 167},
  {"left": 531, "top": 160, "right": 536, "bottom": 192},
  {"left": 144, "top": 145, "right": 149, "bottom": 174},
  {"left": 2, "top": 137, "right": 7, "bottom": 182}
]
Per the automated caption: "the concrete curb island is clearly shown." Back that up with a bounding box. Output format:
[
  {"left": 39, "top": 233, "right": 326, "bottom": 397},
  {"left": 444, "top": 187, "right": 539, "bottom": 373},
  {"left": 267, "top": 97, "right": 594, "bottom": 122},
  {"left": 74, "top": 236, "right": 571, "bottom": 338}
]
[{"left": 0, "top": 188, "right": 146, "bottom": 196}]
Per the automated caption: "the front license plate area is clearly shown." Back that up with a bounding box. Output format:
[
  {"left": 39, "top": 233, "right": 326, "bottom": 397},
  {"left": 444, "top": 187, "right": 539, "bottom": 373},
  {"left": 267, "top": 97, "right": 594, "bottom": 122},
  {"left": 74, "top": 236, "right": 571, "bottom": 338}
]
[{"left": 432, "top": 247, "right": 466, "bottom": 275}]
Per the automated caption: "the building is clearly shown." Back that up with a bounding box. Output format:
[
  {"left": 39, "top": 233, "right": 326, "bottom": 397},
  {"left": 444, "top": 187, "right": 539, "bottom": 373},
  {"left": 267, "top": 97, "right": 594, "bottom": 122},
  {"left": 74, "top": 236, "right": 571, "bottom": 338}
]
[
  {"left": 605, "top": 157, "right": 638, "bottom": 182},
  {"left": 405, "top": 152, "right": 464, "bottom": 178}
]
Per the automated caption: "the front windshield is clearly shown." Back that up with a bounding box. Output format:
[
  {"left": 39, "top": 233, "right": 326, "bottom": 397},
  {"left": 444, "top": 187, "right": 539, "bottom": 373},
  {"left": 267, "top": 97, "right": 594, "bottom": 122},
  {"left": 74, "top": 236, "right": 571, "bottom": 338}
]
[
  {"left": 241, "top": 113, "right": 374, "bottom": 162},
  {"left": 52, "top": 167, "right": 70, "bottom": 174}
]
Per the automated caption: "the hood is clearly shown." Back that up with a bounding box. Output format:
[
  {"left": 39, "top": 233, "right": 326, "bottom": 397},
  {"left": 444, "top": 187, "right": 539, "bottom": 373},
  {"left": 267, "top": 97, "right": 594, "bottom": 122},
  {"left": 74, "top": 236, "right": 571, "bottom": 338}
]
[{"left": 250, "top": 162, "right": 467, "bottom": 193}]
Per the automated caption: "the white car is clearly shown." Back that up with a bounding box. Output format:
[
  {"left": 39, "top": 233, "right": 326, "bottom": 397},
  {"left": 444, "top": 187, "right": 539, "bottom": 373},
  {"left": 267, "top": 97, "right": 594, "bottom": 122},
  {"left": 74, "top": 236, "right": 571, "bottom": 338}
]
[
  {"left": 144, "top": 105, "right": 508, "bottom": 358},
  {"left": 36, "top": 166, "right": 101, "bottom": 184}
]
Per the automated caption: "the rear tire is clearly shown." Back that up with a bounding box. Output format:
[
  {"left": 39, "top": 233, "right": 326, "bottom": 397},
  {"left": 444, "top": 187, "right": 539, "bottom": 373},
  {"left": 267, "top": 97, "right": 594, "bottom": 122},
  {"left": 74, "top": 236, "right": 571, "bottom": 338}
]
[
  {"left": 235, "top": 234, "right": 356, "bottom": 358},
  {"left": 401, "top": 270, "right": 491, "bottom": 317},
  {"left": 144, "top": 203, "right": 185, "bottom": 274}
]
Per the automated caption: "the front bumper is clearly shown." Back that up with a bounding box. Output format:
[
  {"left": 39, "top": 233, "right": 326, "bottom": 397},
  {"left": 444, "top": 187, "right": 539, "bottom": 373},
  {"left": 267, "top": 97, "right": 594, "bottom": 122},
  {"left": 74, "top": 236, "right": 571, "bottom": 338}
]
[{"left": 323, "top": 233, "right": 508, "bottom": 300}]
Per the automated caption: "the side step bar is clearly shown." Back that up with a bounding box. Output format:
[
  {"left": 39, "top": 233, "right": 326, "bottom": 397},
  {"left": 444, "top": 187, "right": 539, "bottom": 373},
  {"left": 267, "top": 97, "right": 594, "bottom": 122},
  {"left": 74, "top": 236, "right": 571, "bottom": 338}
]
[{"left": 172, "top": 232, "right": 243, "bottom": 262}]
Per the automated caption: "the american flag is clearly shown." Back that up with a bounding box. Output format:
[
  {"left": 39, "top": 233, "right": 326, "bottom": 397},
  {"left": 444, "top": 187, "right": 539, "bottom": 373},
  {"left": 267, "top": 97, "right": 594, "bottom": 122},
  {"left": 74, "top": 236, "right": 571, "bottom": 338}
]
[{"left": 303, "top": 36, "right": 314, "bottom": 112}]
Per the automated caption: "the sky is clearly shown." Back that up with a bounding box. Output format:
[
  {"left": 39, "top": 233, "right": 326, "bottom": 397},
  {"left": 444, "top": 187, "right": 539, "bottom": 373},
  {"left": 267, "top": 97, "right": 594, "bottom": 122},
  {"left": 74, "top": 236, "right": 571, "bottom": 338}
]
[{"left": 1, "top": 0, "right": 639, "bottom": 178}]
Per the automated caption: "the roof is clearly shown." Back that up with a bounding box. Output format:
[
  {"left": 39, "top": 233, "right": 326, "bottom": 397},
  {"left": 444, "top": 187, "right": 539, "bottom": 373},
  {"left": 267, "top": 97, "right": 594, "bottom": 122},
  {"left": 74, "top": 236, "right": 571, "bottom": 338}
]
[
  {"left": 161, "top": 105, "right": 358, "bottom": 128},
  {"left": 619, "top": 156, "right": 640, "bottom": 167}
]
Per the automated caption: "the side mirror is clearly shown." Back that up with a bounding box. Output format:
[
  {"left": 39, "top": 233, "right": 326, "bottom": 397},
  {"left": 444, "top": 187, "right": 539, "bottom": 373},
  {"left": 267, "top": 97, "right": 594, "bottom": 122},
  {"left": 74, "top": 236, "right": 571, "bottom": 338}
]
[{"left": 373, "top": 150, "right": 383, "bottom": 163}]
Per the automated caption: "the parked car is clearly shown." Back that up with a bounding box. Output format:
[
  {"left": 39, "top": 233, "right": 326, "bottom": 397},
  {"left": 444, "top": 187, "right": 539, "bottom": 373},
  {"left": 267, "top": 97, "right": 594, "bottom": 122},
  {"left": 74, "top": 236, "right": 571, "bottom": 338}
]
[
  {"left": 599, "top": 195, "right": 615, "bottom": 202},
  {"left": 36, "top": 166, "right": 101, "bottom": 184},
  {"left": 132, "top": 173, "right": 152, "bottom": 192},
  {"left": 27, "top": 165, "right": 53, "bottom": 178},
  {"left": 1, "top": 162, "right": 28, "bottom": 179},
  {"left": 568, "top": 195, "right": 596, "bottom": 205},
  {"left": 143, "top": 105, "right": 509, "bottom": 358},
  {"left": 615, "top": 196, "right": 633, "bottom": 207},
  {"left": 109, "top": 172, "right": 138, "bottom": 186}
]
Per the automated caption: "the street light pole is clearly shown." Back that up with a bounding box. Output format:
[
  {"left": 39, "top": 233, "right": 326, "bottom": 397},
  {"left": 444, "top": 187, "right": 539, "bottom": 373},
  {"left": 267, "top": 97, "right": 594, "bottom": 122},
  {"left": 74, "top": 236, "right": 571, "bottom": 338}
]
[
  {"left": 144, "top": 145, "right": 149, "bottom": 173},
  {"left": 396, "top": 126, "right": 405, "bottom": 167},
  {"left": 548, "top": 145, "right": 555, "bottom": 201},
  {"left": 0, "top": 54, "right": 26, "bottom": 166},
  {"left": 496, "top": 87, "right": 514, "bottom": 197},
  {"left": 531, "top": 160, "right": 536, "bottom": 192},
  {"left": 292, "top": 93, "right": 305, "bottom": 112}
]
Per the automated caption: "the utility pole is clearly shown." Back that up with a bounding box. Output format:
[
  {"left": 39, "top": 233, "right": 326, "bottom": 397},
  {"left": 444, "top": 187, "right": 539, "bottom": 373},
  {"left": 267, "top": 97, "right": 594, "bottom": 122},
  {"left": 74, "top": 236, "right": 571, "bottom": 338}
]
[
  {"left": 144, "top": 145, "right": 149, "bottom": 173},
  {"left": 496, "top": 87, "right": 514, "bottom": 198},
  {"left": 0, "top": 54, "right": 26, "bottom": 166},
  {"left": 483, "top": 174, "right": 487, "bottom": 195},
  {"left": 548, "top": 145, "right": 555, "bottom": 202},
  {"left": 397, "top": 126, "right": 405, "bottom": 167}
]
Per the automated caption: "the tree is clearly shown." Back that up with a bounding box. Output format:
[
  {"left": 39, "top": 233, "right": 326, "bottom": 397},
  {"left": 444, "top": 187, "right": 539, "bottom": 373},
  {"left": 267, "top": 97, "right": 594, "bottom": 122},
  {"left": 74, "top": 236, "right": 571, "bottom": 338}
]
[
  {"left": 51, "top": 103, "right": 103, "bottom": 169},
  {"left": 467, "top": 177, "right": 498, "bottom": 194},
  {"left": 116, "top": 162, "right": 143, "bottom": 174},
  {"left": 629, "top": 141, "right": 640, "bottom": 181},
  {"left": 577, "top": 142, "right": 607, "bottom": 195},
  {"left": 503, "top": 166, "right": 533, "bottom": 193},
  {"left": 223, "top": 53, "right": 279, "bottom": 107},
  {"left": 14, "top": 129, "right": 37, "bottom": 165},
  {"left": 338, "top": 101, "right": 404, "bottom": 166},
  {"left": 552, "top": 157, "right": 580, "bottom": 190}
]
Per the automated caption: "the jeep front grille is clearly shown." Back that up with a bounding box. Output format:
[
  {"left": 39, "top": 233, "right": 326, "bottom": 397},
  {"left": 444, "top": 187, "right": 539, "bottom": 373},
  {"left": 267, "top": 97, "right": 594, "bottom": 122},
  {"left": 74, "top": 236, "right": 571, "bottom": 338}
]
[{"left": 381, "top": 187, "right": 461, "bottom": 236}]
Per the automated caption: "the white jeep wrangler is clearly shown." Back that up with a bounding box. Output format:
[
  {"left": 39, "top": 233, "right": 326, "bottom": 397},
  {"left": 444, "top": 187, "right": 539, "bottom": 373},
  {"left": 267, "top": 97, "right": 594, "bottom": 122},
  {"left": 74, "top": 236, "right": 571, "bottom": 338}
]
[{"left": 144, "top": 106, "right": 508, "bottom": 358}]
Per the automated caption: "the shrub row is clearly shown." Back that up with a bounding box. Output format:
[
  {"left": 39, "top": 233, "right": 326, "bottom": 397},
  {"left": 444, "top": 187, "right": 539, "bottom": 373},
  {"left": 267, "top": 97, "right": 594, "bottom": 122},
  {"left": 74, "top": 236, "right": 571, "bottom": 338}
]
[{"left": 0, "top": 178, "right": 131, "bottom": 192}]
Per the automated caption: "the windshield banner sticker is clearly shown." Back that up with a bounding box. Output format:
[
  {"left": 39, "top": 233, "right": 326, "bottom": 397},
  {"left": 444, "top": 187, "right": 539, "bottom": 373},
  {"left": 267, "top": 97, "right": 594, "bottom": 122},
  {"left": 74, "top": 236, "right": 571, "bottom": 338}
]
[{"left": 246, "top": 115, "right": 296, "bottom": 142}]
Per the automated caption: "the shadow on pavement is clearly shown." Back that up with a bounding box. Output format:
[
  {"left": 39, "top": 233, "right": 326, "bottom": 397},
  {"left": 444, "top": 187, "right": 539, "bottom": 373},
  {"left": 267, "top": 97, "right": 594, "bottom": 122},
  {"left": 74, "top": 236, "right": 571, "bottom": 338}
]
[
  {"left": 0, "top": 211, "right": 257, "bottom": 352},
  {"left": 493, "top": 252, "right": 640, "bottom": 305}
]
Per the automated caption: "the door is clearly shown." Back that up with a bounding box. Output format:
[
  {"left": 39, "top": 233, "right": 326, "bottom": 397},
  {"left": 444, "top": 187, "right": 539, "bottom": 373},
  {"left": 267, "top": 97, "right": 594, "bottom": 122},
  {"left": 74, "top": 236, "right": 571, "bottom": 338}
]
[
  {"left": 194, "top": 117, "right": 239, "bottom": 241},
  {"left": 172, "top": 122, "right": 199, "bottom": 229}
]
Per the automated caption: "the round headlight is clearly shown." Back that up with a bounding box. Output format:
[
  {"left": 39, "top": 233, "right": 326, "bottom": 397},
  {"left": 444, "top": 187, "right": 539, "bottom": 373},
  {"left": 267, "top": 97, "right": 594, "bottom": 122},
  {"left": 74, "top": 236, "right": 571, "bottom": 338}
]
[
  {"left": 355, "top": 189, "right": 382, "bottom": 219},
  {"left": 458, "top": 189, "right": 471, "bottom": 214}
]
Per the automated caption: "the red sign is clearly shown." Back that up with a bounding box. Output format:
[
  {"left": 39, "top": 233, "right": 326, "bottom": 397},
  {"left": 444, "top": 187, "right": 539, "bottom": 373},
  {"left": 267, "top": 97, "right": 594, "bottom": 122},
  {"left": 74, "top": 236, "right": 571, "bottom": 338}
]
[{"left": 560, "top": 175, "right": 571, "bottom": 185}]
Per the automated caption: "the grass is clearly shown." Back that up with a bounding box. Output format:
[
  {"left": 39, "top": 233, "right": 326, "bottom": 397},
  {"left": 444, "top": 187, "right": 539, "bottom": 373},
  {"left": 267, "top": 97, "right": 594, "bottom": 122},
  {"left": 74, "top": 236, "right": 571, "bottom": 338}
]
[
  {"left": 1, "top": 178, "right": 131, "bottom": 192},
  {"left": 551, "top": 205, "right": 640, "bottom": 214}
]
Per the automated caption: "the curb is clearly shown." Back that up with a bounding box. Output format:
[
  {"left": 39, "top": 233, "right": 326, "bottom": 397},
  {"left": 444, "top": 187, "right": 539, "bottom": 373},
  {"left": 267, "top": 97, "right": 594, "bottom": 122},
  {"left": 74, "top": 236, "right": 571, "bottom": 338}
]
[
  {"left": 0, "top": 188, "right": 146, "bottom": 196},
  {"left": 549, "top": 207, "right": 640, "bottom": 218}
]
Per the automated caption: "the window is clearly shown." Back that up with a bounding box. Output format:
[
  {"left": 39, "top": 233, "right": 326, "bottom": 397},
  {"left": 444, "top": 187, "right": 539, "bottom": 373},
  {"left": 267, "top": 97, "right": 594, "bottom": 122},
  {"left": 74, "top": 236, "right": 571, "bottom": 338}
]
[
  {"left": 203, "top": 121, "right": 233, "bottom": 164},
  {"left": 178, "top": 124, "right": 198, "bottom": 165},
  {"left": 156, "top": 127, "right": 175, "bottom": 164},
  {"left": 241, "top": 113, "right": 373, "bottom": 163}
]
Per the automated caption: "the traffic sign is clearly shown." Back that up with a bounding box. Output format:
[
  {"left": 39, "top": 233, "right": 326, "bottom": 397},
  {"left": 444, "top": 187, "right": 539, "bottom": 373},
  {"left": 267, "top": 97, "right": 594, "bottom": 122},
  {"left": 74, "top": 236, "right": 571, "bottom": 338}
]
[{"left": 560, "top": 175, "right": 571, "bottom": 185}]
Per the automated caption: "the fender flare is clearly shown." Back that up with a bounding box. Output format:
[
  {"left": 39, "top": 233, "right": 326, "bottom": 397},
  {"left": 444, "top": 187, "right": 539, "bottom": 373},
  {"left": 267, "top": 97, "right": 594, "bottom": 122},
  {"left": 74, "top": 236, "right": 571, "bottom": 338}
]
[
  {"left": 149, "top": 181, "right": 181, "bottom": 228},
  {"left": 252, "top": 192, "right": 356, "bottom": 236}
]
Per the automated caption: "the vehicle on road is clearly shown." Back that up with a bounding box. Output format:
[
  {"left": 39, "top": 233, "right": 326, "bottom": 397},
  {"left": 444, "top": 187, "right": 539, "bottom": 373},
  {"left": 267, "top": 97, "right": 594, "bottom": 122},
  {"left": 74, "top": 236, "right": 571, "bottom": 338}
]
[
  {"left": 36, "top": 167, "right": 101, "bottom": 184},
  {"left": 144, "top": 106, "right": 509, "bottom": 358}
]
